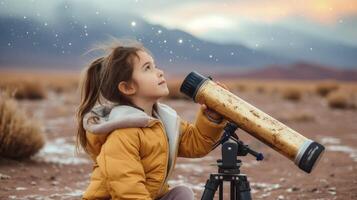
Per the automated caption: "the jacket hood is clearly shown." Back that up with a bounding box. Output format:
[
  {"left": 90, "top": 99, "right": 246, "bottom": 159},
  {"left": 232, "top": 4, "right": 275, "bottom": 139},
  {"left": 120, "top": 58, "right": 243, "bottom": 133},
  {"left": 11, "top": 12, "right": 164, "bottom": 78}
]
[{"left": 83, "top": 102, "right": 177, "bottom": 135}]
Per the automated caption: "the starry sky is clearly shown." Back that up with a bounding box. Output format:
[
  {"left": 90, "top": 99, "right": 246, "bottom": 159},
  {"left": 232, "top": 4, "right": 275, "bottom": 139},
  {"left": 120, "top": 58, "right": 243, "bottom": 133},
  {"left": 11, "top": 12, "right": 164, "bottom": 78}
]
[{"left": 1, "top": 0, "right": 356, "bottom": 50}]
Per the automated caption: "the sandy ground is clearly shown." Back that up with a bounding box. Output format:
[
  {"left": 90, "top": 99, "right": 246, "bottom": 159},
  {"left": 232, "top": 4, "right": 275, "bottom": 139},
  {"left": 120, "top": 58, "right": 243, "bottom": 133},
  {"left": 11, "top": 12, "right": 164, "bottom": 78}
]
[{"left": 0, "top": 89, "right": 356, "bottom": 200}]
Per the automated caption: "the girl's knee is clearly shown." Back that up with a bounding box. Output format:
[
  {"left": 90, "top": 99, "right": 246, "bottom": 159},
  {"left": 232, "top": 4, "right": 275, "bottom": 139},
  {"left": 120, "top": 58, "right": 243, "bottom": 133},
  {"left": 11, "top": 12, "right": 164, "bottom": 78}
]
[{"left": 173, "top": 186, "right": 194, "bottom": 200}]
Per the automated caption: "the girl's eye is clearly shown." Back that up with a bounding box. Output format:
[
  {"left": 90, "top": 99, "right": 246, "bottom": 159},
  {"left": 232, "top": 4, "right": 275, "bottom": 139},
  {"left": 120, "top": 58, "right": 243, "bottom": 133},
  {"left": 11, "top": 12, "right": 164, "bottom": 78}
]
[{"left": 145, "top": 65, "right": 151, "bottom": 70}]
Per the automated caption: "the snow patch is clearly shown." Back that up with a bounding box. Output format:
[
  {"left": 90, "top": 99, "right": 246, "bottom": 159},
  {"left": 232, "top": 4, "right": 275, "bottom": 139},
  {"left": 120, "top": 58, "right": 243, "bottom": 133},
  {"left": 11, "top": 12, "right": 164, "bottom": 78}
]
[
  {"left": 32, "top": 138, "right": 89, "bottom": 165},
  {"left": 326, "top": 145, "right": 357, "bottom": 162},
  {"left": 168, "top": 179, "right": 205, "bottom": 191},
  {"left": 320, "top": 137, "right": 341, "bottom": 145},
  {"left": 319, "top": 136, "right": 357, "bottom": 162},
  {"left": 175, "top": 163, "right": 207, "bottom": 173}
]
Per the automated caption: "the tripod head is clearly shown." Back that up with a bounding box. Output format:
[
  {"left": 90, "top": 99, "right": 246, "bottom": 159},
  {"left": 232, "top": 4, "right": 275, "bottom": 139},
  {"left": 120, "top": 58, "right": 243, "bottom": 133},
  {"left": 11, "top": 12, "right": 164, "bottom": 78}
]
[
  {"left": 201, "top": 122, "right": 262, "bottom": 200},
  {"left": 212, "top": 122, "right": 264, "bottom": 174}
]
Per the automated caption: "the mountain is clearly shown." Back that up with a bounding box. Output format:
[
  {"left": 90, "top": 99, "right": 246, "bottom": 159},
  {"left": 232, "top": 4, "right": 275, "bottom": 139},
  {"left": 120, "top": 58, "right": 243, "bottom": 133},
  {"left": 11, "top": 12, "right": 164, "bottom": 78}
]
[
  {"left": 0, "top": 6, "right": 291, "bottom": 72},
  {"left": 255, "top": 24, "right": 357, "bottom": 68},
  {"left": 216, "top": 62, "right": 357, "bottom": 81},
  {"left": 0, "top": 2, "right": 356, "bottom": 74}
]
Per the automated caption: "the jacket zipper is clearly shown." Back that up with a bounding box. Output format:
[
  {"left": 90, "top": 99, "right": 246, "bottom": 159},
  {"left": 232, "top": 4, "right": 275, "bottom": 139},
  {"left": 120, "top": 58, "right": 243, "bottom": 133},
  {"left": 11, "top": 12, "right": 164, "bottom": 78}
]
[
  {"left": 163, "top": 136, "right": 179, "bottom": 184},
  {"left": 156, "top": 121, "right": 170, "bottom": 196},
  {"left": 162, "top": 118, "right": 181, "bottom": 182},
  {"left": 156, "top": 117, "right": 182, "bottom": 196}
]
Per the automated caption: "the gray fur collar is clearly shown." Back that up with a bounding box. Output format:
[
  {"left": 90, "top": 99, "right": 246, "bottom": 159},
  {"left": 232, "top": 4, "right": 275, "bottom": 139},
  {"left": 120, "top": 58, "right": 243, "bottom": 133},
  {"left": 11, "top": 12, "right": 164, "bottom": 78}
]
[{"left": 83, "top": 102, "right": 178, "bottom": 135}]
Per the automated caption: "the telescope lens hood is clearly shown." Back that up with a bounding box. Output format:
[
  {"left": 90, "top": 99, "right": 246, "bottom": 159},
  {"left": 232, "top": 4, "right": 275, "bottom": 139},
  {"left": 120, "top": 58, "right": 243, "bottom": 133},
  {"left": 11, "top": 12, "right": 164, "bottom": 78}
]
[
  {"left": 180, "top": 71, "right": 208, "bottom": 100},
  {"left": 298, "top": 142, "right": 325, "bottom": 173}
]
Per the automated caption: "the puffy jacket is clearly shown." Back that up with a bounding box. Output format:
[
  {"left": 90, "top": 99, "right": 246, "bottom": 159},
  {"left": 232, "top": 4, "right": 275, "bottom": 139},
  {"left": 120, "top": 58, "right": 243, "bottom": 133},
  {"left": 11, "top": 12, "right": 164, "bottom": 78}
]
[{"left": 81, "top": 101, "right": 227, "bottom": 200}]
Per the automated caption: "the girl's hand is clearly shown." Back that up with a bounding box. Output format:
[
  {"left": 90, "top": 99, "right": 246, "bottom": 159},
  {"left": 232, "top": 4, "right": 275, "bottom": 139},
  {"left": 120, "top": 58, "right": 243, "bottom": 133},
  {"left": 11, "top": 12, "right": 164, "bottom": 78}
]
[{"left": 202, "top": 81, "right": 230, "bottom": 122}]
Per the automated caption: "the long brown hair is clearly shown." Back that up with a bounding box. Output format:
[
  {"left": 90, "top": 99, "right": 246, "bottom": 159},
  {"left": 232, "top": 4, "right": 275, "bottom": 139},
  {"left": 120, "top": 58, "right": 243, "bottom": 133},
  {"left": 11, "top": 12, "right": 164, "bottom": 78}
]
[{"left": 76, "top": 39, "right": 150, "bottom": 153}]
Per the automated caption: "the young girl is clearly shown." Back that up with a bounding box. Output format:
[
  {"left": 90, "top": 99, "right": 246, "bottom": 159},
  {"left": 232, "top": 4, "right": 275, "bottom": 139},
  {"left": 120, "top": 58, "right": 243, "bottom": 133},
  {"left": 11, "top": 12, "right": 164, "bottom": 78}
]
[{"left": 76, "top": 40, "right": 229, "bottom": 200}]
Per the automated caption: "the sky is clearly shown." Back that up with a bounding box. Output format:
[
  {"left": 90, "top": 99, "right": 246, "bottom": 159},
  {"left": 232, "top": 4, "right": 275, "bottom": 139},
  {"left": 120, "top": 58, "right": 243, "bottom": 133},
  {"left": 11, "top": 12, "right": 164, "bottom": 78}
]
[{"left": 0, "top": 0, "right": 356, "bottom": 49}]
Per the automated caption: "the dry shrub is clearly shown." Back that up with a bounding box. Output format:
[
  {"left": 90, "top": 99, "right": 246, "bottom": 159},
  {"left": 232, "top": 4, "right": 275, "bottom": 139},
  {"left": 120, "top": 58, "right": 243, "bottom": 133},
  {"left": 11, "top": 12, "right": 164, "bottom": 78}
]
[
  {"left": 316, "top": 81, "right": 339, "bottom": 97},
  {"left": 327, "top": 90, "right": 353, "bottom": 109},
  {"left": 0, "top": 70, "right": 79, "bottom": 96},
  {"left": 0, "top": 91, "right": 45, "bottom": 159},
  {"left": 11, "top": 80, "right": 47, "bottom": 100},
  {"left": 46, "top": 78, "right": 79, "bottom": 94},
  {"left": 282, "top": 87, "right": 302, "bottom": 101},
  {"left": 255, "top": 85, "right": 266, "bottom": 94},
  {"left": 234, "top": 83, "right": 247, "bottom": 92},
  {"left": 290, "top": 113, "right": 315, "bottom": 122},
  {"left": 280, "top": 113, "right": 315, "bottom": 123}
]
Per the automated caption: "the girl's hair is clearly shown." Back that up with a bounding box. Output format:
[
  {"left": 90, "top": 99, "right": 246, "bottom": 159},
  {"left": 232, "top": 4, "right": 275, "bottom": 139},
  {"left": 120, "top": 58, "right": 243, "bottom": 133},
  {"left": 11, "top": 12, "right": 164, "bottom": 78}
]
[{"left": 75, "top": 38, "right": 151, "bottom": 153}]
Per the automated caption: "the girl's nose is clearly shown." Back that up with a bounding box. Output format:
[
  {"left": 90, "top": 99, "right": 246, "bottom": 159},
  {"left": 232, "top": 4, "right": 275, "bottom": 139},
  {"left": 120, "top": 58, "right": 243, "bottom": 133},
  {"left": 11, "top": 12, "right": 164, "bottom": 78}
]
[{"left": 157, "top": 67, "right": 164, "bottom": 77}]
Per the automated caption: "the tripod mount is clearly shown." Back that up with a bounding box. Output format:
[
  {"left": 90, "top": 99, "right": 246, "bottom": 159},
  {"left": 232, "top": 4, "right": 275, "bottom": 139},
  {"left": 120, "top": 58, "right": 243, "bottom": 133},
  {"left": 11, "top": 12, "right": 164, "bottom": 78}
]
[{"left": 201, "top": 122, "right": 264, "bottom": 200}]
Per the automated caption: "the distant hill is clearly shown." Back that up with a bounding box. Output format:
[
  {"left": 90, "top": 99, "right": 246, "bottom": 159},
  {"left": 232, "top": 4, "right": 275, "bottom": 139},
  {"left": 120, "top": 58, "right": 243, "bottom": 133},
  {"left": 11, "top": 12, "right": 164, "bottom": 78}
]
[
  {"left": 1, "top": 1, "right": 356, "bottom": 79},
  {"left": 216, "top": 62, "right": 357, "bottom": 81},
  {"left": 0, "top": 12, "right": 290, "bottom": 72}
]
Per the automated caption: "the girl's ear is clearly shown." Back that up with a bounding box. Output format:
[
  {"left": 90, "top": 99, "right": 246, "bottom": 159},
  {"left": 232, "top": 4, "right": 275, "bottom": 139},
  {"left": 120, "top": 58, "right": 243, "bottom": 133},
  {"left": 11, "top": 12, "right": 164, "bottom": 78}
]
[{"left": 118, "top": 81, "right": 137, "bottom": 96}]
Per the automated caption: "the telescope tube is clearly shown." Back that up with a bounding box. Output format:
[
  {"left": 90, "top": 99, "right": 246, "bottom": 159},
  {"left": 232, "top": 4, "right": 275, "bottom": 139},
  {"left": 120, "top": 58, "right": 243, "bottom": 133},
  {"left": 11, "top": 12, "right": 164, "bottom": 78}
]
[{"left": 180, "top": 71, "right": 325, "bottom": 173}]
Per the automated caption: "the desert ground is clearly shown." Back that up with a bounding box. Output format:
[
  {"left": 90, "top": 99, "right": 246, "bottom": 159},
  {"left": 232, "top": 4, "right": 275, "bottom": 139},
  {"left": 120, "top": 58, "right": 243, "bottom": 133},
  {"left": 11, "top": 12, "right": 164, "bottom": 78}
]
[{"left": 0, "top": 71, "right": 356, "bottom": 200}]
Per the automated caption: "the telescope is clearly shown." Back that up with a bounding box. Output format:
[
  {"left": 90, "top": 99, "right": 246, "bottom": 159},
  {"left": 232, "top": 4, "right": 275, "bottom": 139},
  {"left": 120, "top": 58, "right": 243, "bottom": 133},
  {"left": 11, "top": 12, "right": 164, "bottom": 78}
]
[{"left": 180, "top": 71, "right": 325, "bottom": 173}]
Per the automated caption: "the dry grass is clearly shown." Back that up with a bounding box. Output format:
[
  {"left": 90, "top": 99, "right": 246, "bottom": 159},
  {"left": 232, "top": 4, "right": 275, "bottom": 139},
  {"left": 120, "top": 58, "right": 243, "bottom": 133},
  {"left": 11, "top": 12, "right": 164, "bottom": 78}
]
[
  {"left": 0, "top": 80, "right": 47, "bottom": 100},
  {"left": 1, "top": 70, "right": 357, "bottom": 105},
  {"left": 233, "top": 83, "right": 247, "bottom": 92},
  {"left": 12, "top": 80, "right": 47, "bottom": 100},
  {"left": 327, "top": 90, "right": 355, "bottom": 109},
  {"left": 223, "top": 79, "right": 317, "bottom": 95},
  {"left": 280, "top": 112, "right": 315, "bottom": 123},
  {"left": 223, "top": 79, "right": 357, "bottom": 99},
  {"left": 282, "top": 87, "right": 302, "bottom": 101},
  {"left": 255, "top": 85, "right": 266, "bottom": 94},
  {"left": 316, "top": 81, "right": 339, "bottom": 97},
  {"left": 0, "top": 91, "right": 45, "bottom": 159},
  {"left": 46, "top": 77, "right": 79, "bottom": 94},
  {"left": 0, "top": 70, "right": 79, "bottom": 96},
  {"left": 291, "top": 113, "right": 315, "bottom": 122}
]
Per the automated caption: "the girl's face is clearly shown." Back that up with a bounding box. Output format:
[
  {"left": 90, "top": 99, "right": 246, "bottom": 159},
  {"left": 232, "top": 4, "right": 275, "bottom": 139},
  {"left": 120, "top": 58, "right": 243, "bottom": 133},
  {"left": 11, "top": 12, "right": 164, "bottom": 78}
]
[{"left": 130, "top": 50, "right": 169, "bottom": 100}]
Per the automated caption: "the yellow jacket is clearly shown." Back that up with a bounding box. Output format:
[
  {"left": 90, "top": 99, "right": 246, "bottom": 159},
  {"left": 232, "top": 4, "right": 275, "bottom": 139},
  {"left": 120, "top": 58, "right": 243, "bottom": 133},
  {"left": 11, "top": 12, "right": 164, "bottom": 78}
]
[{"left": 82, "top": 102, "right": 226, "bottom": 200}]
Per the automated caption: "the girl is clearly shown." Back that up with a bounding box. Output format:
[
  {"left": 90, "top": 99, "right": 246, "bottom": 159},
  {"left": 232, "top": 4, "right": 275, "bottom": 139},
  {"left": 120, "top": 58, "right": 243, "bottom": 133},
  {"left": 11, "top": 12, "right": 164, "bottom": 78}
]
[{"left": 76, "top": 40, "right": 229, "bottom": 200}]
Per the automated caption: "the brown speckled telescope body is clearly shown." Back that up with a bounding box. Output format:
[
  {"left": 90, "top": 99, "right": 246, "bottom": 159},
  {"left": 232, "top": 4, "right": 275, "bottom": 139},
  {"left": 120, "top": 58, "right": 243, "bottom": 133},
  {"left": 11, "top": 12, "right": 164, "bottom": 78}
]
[{"left": 195, "top": 81, "right": 308, "bottom": 161}]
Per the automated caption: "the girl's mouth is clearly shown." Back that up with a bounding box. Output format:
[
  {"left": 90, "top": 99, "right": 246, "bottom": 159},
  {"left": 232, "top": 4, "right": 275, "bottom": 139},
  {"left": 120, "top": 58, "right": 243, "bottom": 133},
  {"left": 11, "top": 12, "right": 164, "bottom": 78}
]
[{"left": 158, "top": 80, "right": 166, "bottom": 85}]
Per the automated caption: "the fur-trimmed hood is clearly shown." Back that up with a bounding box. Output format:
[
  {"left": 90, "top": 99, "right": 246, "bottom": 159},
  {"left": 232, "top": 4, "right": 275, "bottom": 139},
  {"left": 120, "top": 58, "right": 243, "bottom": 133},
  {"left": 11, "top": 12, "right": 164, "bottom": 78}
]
[{"left": 83, "top": 102, "right": 179, "bottom": 135}]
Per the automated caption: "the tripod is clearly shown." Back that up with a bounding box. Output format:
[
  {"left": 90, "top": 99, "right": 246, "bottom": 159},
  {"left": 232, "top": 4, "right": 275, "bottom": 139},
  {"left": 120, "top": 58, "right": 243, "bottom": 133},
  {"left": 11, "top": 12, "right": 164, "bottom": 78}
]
[{"left": 201, "top": 122, "right": 264, "bottom": 200}]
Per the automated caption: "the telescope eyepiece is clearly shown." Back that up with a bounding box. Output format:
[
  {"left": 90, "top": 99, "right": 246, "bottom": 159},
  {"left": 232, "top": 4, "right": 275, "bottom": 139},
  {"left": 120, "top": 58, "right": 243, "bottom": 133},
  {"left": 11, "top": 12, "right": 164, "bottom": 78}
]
[{"left": 180, "top": 71, "right": 208, "bottom": 101}]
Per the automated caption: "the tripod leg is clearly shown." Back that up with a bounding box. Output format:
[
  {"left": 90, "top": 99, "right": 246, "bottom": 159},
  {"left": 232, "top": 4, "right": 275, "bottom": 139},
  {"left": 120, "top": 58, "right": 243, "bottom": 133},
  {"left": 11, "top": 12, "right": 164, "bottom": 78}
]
[
  {"left": 201, "top": 175, "right": 221, "bottom": 200},
  {"left": 237, "top": 176, "right": 252, "bottom": 200},
  {"left": 231, "top": 180, "right": 236, "bottom": 200},
  {"left": 219, "top": 182, "right": 223, "bottom": 200},
  {"left": 211, "top": 140, "right": 222, "bottom": 150},
  {"left": 235, "top": 179, "right": 240, "bottom": 200}
]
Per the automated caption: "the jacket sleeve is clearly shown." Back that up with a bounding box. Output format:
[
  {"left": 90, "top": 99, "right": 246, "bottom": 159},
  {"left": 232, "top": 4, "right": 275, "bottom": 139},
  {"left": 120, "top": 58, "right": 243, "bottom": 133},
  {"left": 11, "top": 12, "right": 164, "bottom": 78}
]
[
  {"left": 82, "top": 163, "right": 110, "bottom": 200},
  {"left": 96, "top": 128, "right": 152, "bottom": 200},
  {"left": 178, "top": 106, "right": 227, "bottom": 158}
]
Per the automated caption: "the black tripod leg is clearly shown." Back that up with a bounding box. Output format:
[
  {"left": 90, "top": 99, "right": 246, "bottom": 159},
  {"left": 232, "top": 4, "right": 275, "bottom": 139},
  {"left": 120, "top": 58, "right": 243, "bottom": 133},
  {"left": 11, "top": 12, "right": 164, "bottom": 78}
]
[
  {"left": 201, "top": 175, "right": 221, "bottom": 200},
  {"left": 231, "top": 180, "right": 236, "bottom": 200},
  {"left": 235, "top": 178, "right": 240, "bottom": 200},
  {"left": 237, "top": 176, "right": 252, "bottom": 200},
  {"left": 219, "top": 182, "right": 223, "bottom": 200},
  {"left": 211, "top": 139, "right": 222, "bottom": 150}
]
